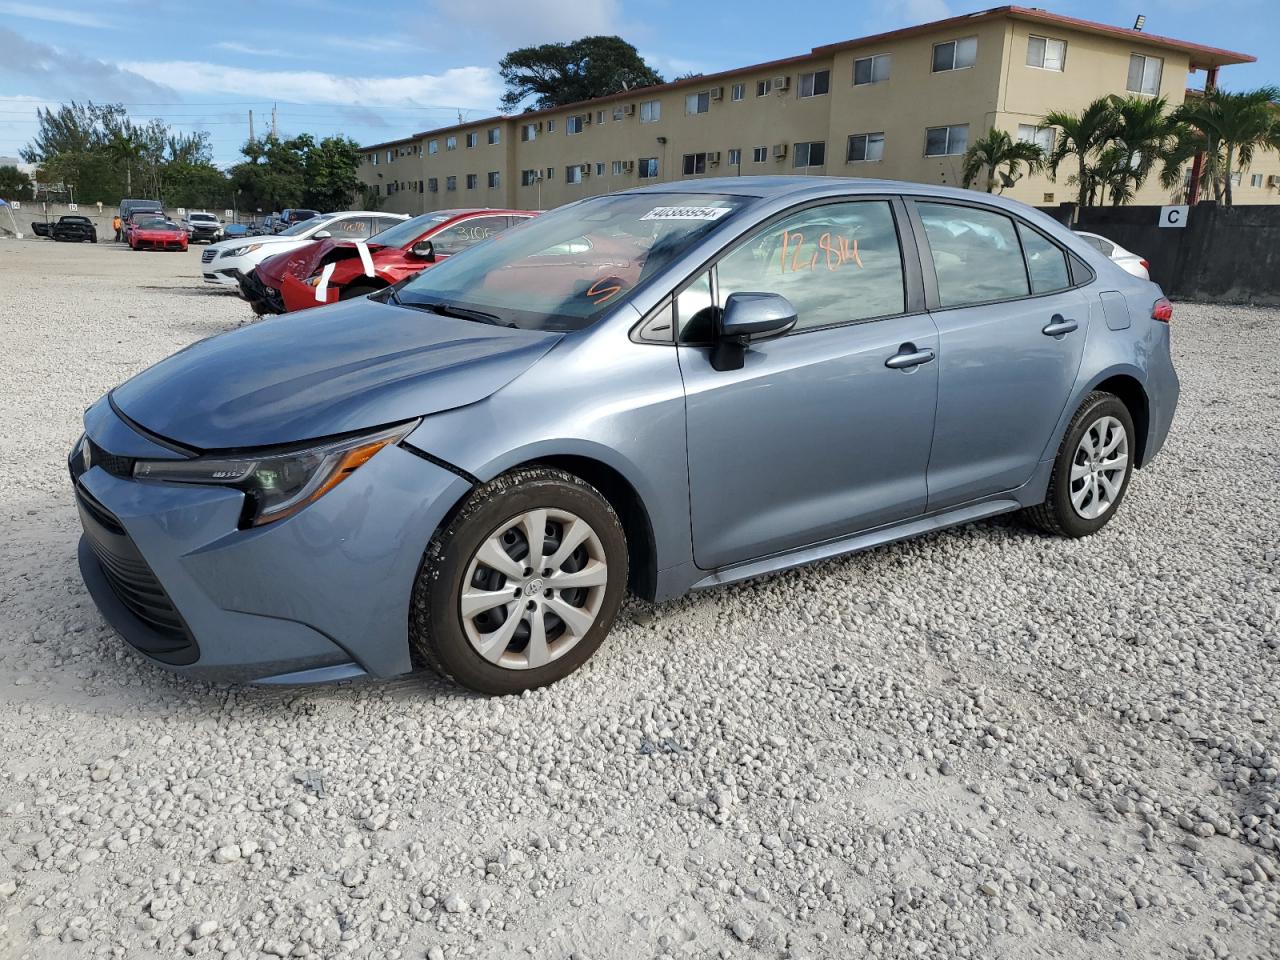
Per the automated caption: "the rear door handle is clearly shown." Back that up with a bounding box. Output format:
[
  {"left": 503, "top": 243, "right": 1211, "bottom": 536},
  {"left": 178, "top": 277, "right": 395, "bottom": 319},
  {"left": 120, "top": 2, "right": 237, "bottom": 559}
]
[
  {"left": 885, "top": 345, "right": 935, "bottom": 370},
  {"left": 1042, "top": 315, "right": 1078, "bottom": 337}
]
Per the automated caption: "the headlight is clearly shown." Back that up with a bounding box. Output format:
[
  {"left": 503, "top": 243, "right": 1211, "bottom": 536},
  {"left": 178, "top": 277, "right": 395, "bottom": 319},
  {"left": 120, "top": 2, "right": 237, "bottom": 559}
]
[
  {"left": 132, "top": 421, "right": 419, "bottom": 527},
  {"left": 223, "top": 243, "right": 263, "bottom": 258}
]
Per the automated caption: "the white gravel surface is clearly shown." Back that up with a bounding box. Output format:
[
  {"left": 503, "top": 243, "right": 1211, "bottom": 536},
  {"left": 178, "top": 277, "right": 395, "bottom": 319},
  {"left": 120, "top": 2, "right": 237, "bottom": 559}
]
[{"left": 0, "top": 239, "right": 1277, "bottom": 960}]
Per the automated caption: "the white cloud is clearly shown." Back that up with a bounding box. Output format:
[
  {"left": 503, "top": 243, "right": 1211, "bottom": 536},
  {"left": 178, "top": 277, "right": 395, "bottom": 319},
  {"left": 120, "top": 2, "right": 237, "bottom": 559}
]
[
  {"left": 0, "top": 28, "right": 174, "bottom": 102},
  {"left": 0, "top": 2, "right": 114, "bottom": 28},
  {"left": 211, "top": 41, "right": 305, "bottom": 58},
  {"left": 426, "top": 0, "right": 623, "bottom": 50},
  {"left": 128, "top": 61, "right": 503, "bottom": 112}
]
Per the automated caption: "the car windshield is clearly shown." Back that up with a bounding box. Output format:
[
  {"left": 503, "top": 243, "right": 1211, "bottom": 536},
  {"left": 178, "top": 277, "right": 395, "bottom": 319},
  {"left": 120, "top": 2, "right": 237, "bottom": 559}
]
[
  {"left": 396, "top": 193, "right": 749, "bottom": 331},
  {"left": 369, "top": 213, "right": 453, "bottom": 249},
  {"left": 190, "top": 214, "right": 216, "bottom": 222},
  {"left": 280, "top": 215, "right": 334, "bottom": 238},
  {"left": 140, "top": 219, "right": 177, "bottom": 229}
]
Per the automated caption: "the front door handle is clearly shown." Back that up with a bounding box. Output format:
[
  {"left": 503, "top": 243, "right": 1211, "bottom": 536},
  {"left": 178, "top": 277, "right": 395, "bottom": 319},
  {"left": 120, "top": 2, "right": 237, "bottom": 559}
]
[
  {"left": 885, "top": 344, "right": 936, "bottom": 370},
  {"left": 1042, "top": 315, "right": 1079, "bottom": 337}
]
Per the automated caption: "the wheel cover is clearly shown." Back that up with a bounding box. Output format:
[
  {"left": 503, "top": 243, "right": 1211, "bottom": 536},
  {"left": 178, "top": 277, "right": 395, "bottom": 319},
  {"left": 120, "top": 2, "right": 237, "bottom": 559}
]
[
  {"left": 1069, "top": 415, "right": 1129, "bottom": 520},
  {"left": 460, "top": 508, "right": 609, "bottom": 670}
]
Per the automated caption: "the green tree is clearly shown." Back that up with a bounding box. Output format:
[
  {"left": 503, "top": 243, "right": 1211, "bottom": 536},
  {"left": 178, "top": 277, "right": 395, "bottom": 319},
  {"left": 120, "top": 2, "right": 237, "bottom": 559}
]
[
  {"left": 303, "top": 136, "right": 364, "bottom": 211},
  {"left": 961, "top": 128, "right": 1045, "bottom": 193},
  {"left": 1043, "top": 97, "right": 1118, "bottom": 208},
  {"left": 229, "top": 134, "right": 311, "bottom": 213},
  {"left": 1099, "top": 95, "right": 1172, "bottom": 205},
  {"left": 0, "top": 164, "right": 34, "bottom": 201},
  {"left": 1169, "top": 86, "right": 1280, "bottom": 206},
  {"left": 499, "top": 36, "right": 663, "bottom": 111}
]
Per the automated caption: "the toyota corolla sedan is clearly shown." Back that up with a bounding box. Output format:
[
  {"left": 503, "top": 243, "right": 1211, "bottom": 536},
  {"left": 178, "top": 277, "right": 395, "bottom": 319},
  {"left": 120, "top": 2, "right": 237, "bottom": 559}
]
[{"left": 71, "top": 178, "right": 1178, "bottom": 694}]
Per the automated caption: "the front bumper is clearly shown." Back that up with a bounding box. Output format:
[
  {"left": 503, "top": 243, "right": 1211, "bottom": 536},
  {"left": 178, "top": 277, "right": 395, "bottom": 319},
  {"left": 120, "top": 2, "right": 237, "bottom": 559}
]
[
  {"left": 236, "top": 269, "right": 286, "bottom": 315},
  {"left": 280, "top": 271, "right": 336, "bottom": 313},
  {"left": 71, "top": 403, "right": 473, "bottom": 684}
]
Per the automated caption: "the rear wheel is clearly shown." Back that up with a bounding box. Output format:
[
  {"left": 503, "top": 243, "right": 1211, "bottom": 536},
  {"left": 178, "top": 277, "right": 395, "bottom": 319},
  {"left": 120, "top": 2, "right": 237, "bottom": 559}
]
[
  {"left": 1024, "top": 391, "right": 1135, "bottom": 538},
  {"left": 411, "top": 467, "right": 628, "bottom": 695}
]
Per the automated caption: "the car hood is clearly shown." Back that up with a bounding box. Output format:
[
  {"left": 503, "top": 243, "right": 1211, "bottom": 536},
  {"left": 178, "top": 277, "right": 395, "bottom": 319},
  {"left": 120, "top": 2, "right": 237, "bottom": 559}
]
[
  {"left": 110, "top": 298, "right": 563, "bottom": 450},
  {"left": 257, "top": 238, "right": 340, "bottom": 286},
  {"left": 207, "top": 233, "right": 303, "bottom": 254}
]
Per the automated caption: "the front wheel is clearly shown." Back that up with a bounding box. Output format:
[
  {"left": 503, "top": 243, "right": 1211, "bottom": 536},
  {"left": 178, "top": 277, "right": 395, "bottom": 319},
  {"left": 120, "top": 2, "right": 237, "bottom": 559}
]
[
  {"left": 1024, "top": 391, "right": 1135, "bottom": 538},
  {"left": 411, "top": 467, "right": 628, "bottom": 695}
]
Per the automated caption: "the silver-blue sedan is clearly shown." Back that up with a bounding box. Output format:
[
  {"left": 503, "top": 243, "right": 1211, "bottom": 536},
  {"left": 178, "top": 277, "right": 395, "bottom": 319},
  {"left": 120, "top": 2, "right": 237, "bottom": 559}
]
[{"left": 70, "top": 177, "right": 1179, "bottom": 694}]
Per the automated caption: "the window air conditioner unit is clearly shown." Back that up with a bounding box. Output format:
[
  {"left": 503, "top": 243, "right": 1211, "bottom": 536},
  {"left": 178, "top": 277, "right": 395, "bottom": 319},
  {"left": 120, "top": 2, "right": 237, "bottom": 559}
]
[
  {"left": 1269, "top": 175, "right": 1280, "bottom": 187},
  {"left": 772, "top": 143, "right": 788, "bottom": 159},
  {"left": 583, "top": 114, "right": 592, "bottom": 125},
  {"left": 710, "top": 86, "right": 724, "bottom": 101},
  {"left": 708, "top": 151, "right": 722, "bottom": 165},
  {"left": 579, "top": 163, "right": 591, "bottom": 174},
  {"left": 621, "top": 160, "right": 634, "bottom": 171},
  {"left": 774, "top": 76, "right": 790, "bottom": 91},
  {"left": 623, "top": 103, "right": 636, "bottom": 116}
]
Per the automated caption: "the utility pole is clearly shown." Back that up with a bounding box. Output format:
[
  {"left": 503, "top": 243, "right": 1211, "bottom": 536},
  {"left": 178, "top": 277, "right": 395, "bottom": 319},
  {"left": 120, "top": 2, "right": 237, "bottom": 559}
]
[
  {"left": 271, "top": 103, "right": 278, "bottom": 139},
  {"left": 249, "top": 109, "right": 255, "bottom": 143}
]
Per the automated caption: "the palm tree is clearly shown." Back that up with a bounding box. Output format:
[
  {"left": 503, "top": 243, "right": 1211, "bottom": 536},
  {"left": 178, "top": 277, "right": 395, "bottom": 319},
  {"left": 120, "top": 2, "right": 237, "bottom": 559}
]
[
  {"left": 1043, "top": 97, "right": 1118, "bottom": 208},
  {"left": 1102, "top": 95, "right": 1172, "bottom": 204},
  {"left": 1170, "top": 86, "right": 1280, "bottom": 205},
  {"left": 961, "top": 128, "right": 1046, "bottom": 192}
]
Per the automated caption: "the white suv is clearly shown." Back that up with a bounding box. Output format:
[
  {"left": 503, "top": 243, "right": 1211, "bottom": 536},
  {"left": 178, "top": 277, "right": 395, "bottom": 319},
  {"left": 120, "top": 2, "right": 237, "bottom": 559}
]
[{"left": 200, "top": 211, "right": 407, "bottom": 288}]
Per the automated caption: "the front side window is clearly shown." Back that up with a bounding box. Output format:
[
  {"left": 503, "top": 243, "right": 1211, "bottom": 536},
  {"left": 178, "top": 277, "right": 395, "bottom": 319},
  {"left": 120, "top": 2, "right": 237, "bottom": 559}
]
[
  {"left": 798, "top": 70, "right": 830, "bottom": 98},
  {"left": 1017, "top": 223, "right": 1070, "bottom": 294},
  {"left": 847, "top": 132, "right": 885, "bottom": 162},
  {"left": 397, "top": 192, "right": 749, "bottom": 332},
  {"left": 925, "top": 124, "right": 969, "bottom": 157},
  {"left": 1017, "top": 123, "right": 1056, "bottom": 153},
  {"left": 932, "top": 37, "right": 977, "bottom": 72},
  {"left": 1027, "top": 35, "right": 1066, "bottom": 71},
  {"left": 703, "top": 200, "right": 906, "bottom": 338},
  {"left": 793, "top": 141, "right": 826, "bottom": 168},
  {"left": 430, "top": 215, "right": 512, "bottom": 257},
  {"left": 916, "top": 201, "right": 1029, "bottom": 307},
  {"left": 853, "top": 54, "right": 891, "bottom": 85},
  {"left": 1127, "top": 54, "right": 1163, "bottom": 95},
  {"left": 638, "top": 157, "right": 659, "bottom": 179},
  {"left": 640, "top": 100, "right": 661, "bottom": 123},
  {"left": 686, "top": 92, "right": 710, "bottom": 114}
]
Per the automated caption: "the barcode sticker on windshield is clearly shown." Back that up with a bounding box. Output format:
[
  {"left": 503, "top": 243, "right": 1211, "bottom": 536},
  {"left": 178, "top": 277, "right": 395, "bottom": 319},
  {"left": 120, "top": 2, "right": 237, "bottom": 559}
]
[{"left": 641, "top": 206, "right": 732, "bottom": 222}]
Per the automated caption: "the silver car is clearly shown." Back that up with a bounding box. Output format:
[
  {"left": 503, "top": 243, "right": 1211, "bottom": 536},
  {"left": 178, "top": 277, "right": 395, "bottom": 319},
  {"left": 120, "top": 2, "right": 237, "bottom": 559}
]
[{"left": 71, "top": 177, "right": 1178, "bottom": 694}]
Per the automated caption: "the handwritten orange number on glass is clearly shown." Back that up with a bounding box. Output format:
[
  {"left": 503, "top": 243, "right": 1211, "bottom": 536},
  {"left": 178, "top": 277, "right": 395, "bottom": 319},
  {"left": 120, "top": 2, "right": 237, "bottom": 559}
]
[{"left": 779, "top": 230, "right": 863, "bottom": 273}]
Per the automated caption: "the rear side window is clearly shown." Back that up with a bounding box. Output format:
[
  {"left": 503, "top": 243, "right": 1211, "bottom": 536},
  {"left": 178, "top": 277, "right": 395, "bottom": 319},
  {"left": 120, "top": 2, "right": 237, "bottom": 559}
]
[
  {"left": 1018, "top": 223, "right": 1070, "bottom": 293},
  {"left": 916, "top": 202, "right": 1028, "bottom": 307},
  {"left": 711, "top": 200, "right": 906, "bottom": 334}
]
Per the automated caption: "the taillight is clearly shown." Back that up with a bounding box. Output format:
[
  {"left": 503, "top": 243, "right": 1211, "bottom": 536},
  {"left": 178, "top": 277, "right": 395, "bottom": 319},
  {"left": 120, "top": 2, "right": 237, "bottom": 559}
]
[
  {"left": 1151, "top": 297, "right": 1173, "bottom": 323},
  {"left": 1139, "top": 259, "right": 1150, "bottom": 272}
]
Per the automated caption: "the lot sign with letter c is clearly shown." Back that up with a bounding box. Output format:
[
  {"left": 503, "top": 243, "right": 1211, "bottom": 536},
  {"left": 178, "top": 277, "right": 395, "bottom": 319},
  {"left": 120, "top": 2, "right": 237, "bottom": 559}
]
[{"left": 1159, "top": 205, "right": 1189, "bottom": 228}]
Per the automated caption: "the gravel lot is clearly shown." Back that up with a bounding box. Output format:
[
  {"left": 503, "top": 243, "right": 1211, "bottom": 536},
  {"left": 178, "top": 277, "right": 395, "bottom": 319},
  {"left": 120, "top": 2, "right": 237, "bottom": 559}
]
[{"left": 0, "top": 238, "right": 1277, "bottom": 960}]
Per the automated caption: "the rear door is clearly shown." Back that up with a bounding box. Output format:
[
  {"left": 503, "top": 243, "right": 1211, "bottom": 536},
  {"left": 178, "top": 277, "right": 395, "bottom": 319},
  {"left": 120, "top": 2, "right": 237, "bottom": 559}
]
[{"left": 908, "top": 199, "right": 1089, "bottom": 510}]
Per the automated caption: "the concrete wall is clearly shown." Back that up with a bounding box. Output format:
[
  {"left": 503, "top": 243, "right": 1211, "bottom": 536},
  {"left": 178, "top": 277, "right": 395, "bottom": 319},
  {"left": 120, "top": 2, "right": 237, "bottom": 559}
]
[{"left": 1077, "top": 203, "right": 1280, "bottom": 304}]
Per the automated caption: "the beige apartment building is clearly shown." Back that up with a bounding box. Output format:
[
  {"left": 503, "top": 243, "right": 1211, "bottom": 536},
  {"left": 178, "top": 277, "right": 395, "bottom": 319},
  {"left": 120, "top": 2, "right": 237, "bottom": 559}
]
[{"left": 359, "top": 5, "right": 1279, "bottom": 216}]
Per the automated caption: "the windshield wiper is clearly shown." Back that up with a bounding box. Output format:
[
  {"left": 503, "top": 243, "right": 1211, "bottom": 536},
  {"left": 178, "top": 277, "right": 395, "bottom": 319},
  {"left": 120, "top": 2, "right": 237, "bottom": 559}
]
[{"left": 400, "top": 299, "right": 517, "bottom": 328}]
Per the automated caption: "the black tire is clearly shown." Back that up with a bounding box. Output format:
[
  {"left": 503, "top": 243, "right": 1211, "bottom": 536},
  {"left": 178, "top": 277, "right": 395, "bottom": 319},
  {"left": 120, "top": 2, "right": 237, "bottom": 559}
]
[
  {"left": 411, "top": 467, "right": 628, "bottom": 695},
  {"left": 1024, "top": 391, "right": 1135, "bottom": 538},
  {"left": 339, "top": 282, "right": 382, "bottom": 301}
]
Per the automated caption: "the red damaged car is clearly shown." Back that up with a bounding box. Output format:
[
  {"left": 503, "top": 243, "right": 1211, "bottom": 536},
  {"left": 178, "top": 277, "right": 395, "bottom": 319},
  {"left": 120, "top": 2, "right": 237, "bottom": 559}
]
[
  {"left": 129, "top": 216, "right": 189, "bottom": 252},
  {"left": 262, "top": 209, "right": 535, "bottom": 314}
]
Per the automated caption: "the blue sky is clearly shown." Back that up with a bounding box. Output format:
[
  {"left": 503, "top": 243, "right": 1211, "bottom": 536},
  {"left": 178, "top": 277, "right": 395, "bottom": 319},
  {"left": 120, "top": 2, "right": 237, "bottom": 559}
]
[{"left": 1, "top": 0, "right": 1275, "bottom": 168}]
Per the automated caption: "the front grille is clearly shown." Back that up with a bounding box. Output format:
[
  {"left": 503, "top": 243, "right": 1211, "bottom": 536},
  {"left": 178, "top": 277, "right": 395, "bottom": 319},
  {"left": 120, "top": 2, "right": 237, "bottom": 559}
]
[
  {"left": 201, "top": 248, "right": 217, "bottom": 263},
  {"left": 75, "top": 485, "right": 198, "bottom": 665}
]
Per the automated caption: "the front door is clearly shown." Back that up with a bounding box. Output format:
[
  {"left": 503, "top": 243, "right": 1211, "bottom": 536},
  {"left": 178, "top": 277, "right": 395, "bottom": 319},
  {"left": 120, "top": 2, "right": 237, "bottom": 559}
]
[{"left": 677, "top": 199, "right": 939, "bottom": 571}]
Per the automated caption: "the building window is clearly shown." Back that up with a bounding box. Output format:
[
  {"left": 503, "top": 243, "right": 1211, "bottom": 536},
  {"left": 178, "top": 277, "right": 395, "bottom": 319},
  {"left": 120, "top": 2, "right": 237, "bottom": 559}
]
[
  {"left": 932, "top": 37, "right": 977, "bottom": 72},
  {"left": 386, "top": 149, "right": 393, "bottom": 163},
  {"left": 1026, "top": 35, "right": 1066, "bottom": 71},
  {"left": 567, "top": 115, "right": 585, "bottom": 134},
  {"left": 1017, "top": 123, "right": 1056, "bottom": 153},
  {"left": 682, "top": 153, "right": 707, "bottom": 175},
  {"left": 547, "top": 119, "right": 556, "bottom": 133},
  {"left": 925, "top": 124, "right": 969, "bottom": 156},
  {"left": 1252, "top": 173, "right": 1264, "bottom": 188},
  {"left": 521, "top": 123, "right": 536, "bottom": 142},
  {"left": 853, "top": 54, "right": 891, "bottom": 85},
  {"left": 640, "top": 100, "right": 661, "bottom": 123},
  {"left": 466, "top": 173, "right": 477, "bottom": 190},
  {"left": 727, "top": 148, "right": 742, "bottom": 166},
  {"left": 566, "top": 165, "right": 583, "bottom": 184},
  {"left": 488, "top": 171, "right": 500, "bottom": 188},
  {"left": 427, "top": 177, "right": 438, "bottom": 192},
  {"left": 686, "top": 92, "right": 710, "bottom": 114},
  {"left": 370, "top": 153, "right": 379, "bottom": 166},
  {"left": 592, "top": 162, "right": 603, "bottom": 176},
  {"left": 613, "top": 106, "right": 624, "bottom": 121},
  {"left": 756, "top": 78, "right": 773, "bottom": 97},
  {"left": 847, "top": 132, "right": 885, "bottom": 162},
  {"left": 731, "top": 83, "right": 745, "bottom": 101},
  {"left": 521, "top": 169, "right": 538, "bottom": 186},
  {"left": 446, "top": 176, "right": 457, "bottom": 191},
  {"left": 793, "top": 141, "right": 826, "bottom": 168},
  {"left": 427, "top": 140, "right": 438, "bottom": 155},
  {"left": 466, "top": 132, "right": 477, "bottom": 148},
  {"left": 798, "top": 70, "right": 830, "bottom": 98},
  {"left": 611, "top": 160, "right": 624, "bottom": 175},
  {"left": 489, "top": 127, "right": 501, "bottom": 145},
  {"left": 752, "top": 146, "right": 768, "bottom": 163},
  {"left": 596, "top": 109, "right": 606, "bottom": 124},
  {"left": 1127, "top": 54, "right": 1163, "bottom": 95},
  {"left": 446, "top": 136, "right": 457, "bottom": 150},
  {"left": 545, "top": 166, "right": 555, "bottom": 180},
  {"left": 638, "top": 157, "right": 659, "bottom": 179}
]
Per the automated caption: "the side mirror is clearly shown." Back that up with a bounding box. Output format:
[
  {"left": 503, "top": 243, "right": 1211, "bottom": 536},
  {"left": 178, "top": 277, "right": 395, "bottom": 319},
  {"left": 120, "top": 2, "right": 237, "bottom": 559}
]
[
  {"left": 312, "top": 230, "right": 331, "bottom": 239},
  {"left": 410, "top": 239, "right": 436, "bottom": 262},
  {"left": 711, "top": 292, "right": 797, "bottom": 371}
]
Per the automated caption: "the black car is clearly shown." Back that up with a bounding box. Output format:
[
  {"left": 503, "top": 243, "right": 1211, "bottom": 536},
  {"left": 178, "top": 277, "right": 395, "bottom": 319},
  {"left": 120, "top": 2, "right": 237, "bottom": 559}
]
[
  {"left": 46, "top": 216, "right": 98, "bottom": 242},
  {"left": 275, "top": 208, "right": 319, "bottom": 233}
]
